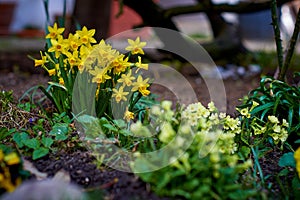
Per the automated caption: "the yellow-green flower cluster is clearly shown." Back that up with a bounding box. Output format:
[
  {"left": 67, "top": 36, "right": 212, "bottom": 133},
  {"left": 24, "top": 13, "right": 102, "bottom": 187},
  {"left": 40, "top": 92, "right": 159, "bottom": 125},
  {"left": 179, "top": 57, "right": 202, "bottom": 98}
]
[
  {"left": 0, "top": 150, "right": 22, "bottom": 193},
  {"left": 182, "top": 102, "right": 241, "bottom": 134},
  {"left": 131, "top": 101, "right": 249, "bottom": 178},
  {"left": 267, "top": 115, "right": 289, "bottom": 144}
]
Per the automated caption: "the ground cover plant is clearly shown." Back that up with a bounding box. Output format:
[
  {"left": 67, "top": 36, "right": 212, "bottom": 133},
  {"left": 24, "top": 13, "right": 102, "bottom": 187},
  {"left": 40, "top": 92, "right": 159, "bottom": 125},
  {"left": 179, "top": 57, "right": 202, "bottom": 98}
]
[{"left": 0, "top": 0, "right": 300, "bottom": 199}]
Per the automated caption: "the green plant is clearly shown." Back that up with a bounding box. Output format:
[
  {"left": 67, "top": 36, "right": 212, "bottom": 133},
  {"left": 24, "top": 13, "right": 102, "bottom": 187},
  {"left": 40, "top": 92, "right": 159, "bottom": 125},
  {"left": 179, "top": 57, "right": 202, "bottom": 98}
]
[
  {"left": 236, "top": 76, "right": 299, "bottom": 149},
  {"left": 130, "top": 101, "right": 258, "bottom": 199}
]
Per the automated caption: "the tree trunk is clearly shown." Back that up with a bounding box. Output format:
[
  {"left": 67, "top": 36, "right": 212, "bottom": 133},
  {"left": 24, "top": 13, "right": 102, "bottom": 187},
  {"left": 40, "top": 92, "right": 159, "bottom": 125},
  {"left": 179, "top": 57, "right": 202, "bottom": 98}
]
[{"left": 72, "top": 0, "right": 112, "bottom": 40}]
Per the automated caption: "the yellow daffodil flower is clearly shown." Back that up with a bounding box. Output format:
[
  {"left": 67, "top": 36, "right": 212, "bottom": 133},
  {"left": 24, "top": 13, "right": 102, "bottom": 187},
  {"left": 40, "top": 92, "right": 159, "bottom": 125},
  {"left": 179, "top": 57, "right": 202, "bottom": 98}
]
[
  {"left": 66, "top": 51, "right": 80, "bottom": 67},
  {"left": 135, "top": 56, "right": 148, "bottom": 72},
  {"left": 59, "top": 77, "right": 64, "bottom": 85},
  {"left": 90, "top": 67, "right": 111, "bottom": 84},
  {"left": 34, "top": 51, "right": 48, "bottom": 67},
  {"left": 125, "top": 37, "right": 146, "bottom": 55},
  {"left": 46, "top": 23, "right": 65, "bottom": 40},
  {"left": 112, "top": 55, "right": 130, "bottom": 74},
  {"left": 47, "top": 69, "right": 56, "bottom": 76},
  {"left": 112, "top": 86, "right": 129, "bottom": 103},
  {"left": 117, "top": 70, "right": 135, "bottom": 87},
  {"left": 67, "top": 33, "right": 81, "bottom": 51},
  {"left": 124, "top": 108, "right": 135, "bottom": 122},
  {"left": 131, "top": 75, "right": 150, "bottom": 96},
  {"left": 48, "top": 38, "right": 67, "bottom": 58},
  {"left": 76, "top": 26, "right": 97, "bottom": 46}
]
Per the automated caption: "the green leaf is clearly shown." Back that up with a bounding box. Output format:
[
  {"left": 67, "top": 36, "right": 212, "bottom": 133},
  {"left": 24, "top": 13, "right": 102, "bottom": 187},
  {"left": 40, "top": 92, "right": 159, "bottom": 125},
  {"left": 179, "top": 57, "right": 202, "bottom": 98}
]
[
  {"left": 23, "top": 138, "right": 40, "bottom": 149},
  {"left": 13, "top": 132, "right": 29, "bottom": 148},
  {"left": 41, "top": 137, "right": 54, "bottom": 148},
  {"left": 278, "top": 152, "right": 296, "bottom": 168},
  {"left": 102, "top": 123, "right": 118, "bottom": 132},
  {"left": 49, "top": 123, "right": 69, "bottom": 141},
  {"left": 119, "top": 129, "right": 132, "bottom": 136},
  {"left": 33, "top": 148, "right": 49, "bottom": 160},
  {"left": 278, "top": 168, "right": 290, "bottom": 176},
  {"left": 0, "top": 127, "right": 15, "bottom": 140}
]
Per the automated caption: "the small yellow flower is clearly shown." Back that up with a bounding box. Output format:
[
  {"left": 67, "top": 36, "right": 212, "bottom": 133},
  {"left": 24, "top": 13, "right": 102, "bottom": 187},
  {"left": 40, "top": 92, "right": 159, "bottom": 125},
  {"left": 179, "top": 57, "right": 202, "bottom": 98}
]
[
  {"left": 112, "top": 55, "right": 130, "bottom": 74},
  {"left": 48, "top": 38, "right": 67, "bottom": 58},
  {"left": 90, "top": 67, "right": 111, "bottom": 84},
  {"left": 66, "top": 51, "right": 80, "bottom": 67},
  {"left": 47, "top": 69, "right": 56, "bottom": 76},
  {"left": 250, "top": 101, "right": 259, "bottom": 111},
  {"left": 240, "top": 108, "right": 251, "bottom": 118},
  {"left": 294, "top": 147, "right": 300, "bottom": 178},
  {"left": 112, "top": 86, "right": 129, "bottom": 103},
  {"left": 76, "top": 26, "right": 97, "bottom": 46},
  {"left": 131, "top": 75, "right": 150, "bottom": 93},
  {"left": 34, "top": 51, "right": 48, "bottom": 67},
  {"left": 135, "top": 56, "right": 148, "bottom": 72},
  {"left": 268, "top": 115, "right": 279, "bottom": 124},
  {"left": 4, "top": 152, "right": 20, "bottom": 165},
  {"left": 117, "top": 70, "right": 135, "bottom": 87},
  {"left": 66, "top": 33, "right": 81, "bottom": 51},
  {"left": 124, "top": 108, "right": 134, "bottom": 122},
  {"left": 59, "top": 77, "right": 64, "bottom": 85},
  {"left": 125, "top": 37, "right": 146, "bottom": 55},
  {"left": 46, "top": 23, "right": 65, "bottom": 40}
]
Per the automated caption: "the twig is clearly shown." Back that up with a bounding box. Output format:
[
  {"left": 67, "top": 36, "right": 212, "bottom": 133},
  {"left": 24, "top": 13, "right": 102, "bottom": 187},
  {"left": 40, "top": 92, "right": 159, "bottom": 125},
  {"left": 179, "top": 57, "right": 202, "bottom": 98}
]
[
  {"left": 271, "top": 0, "right": 283, "bottom": 72},
  {"left": 279, "top": 8, "right": 300, "bottom": 81}
]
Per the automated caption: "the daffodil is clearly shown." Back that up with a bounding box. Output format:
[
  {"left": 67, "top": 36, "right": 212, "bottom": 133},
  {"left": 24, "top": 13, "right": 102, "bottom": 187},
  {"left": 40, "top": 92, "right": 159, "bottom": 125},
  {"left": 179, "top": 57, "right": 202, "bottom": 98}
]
[
  {"left": 125, "top": 37, "right": 146, "bottom": 55},
  {"left": 66, "top": 51, "right": 80, "bottom": 67},
  {"left": 46, "top": 22, "right": 65, "bottom": 40},
  {"left": 124, "top": 108, "right": 135, "bottom": 122},
  {"left": 59, "top": 77, "right": 64, "bottom": 85},
  {"left": 117, "top": 70, "right": 135, "bottom": 87},
  {"left": 48, "top": 38, "right": 67, "bottom": 58},
  {"left": 112, "top": 86, "right": 129, "bottom": 103},
  {"left": 47, "top": 69, "right": 56, "bottom": 76},
  {"left": 76, "top": 26, "right": 97, "bottom": 46},
  {"left": 67, "top": 33, "right": 81, "bottom": 51},
  {"left": 131, "top": 75, "right": 150, "bottom": 96},
  {"left": 112, "top": 54, "right": 130, "bottom": 74},
  {"left": 34, "top": 51, "right": 48, "bottom": 67},
  {"left": 90, "top": 67, "right": 111, "bottom": 84},
  {"left": 135, "top": 56, "right": 148, "bottom": 72}
]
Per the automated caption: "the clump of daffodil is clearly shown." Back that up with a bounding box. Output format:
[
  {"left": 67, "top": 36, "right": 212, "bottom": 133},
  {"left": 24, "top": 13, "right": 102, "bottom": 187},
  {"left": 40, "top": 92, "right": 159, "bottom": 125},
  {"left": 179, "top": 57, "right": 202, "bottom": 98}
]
[{"left": 33, "top": 23, "right": 151, "bottom": 120}]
